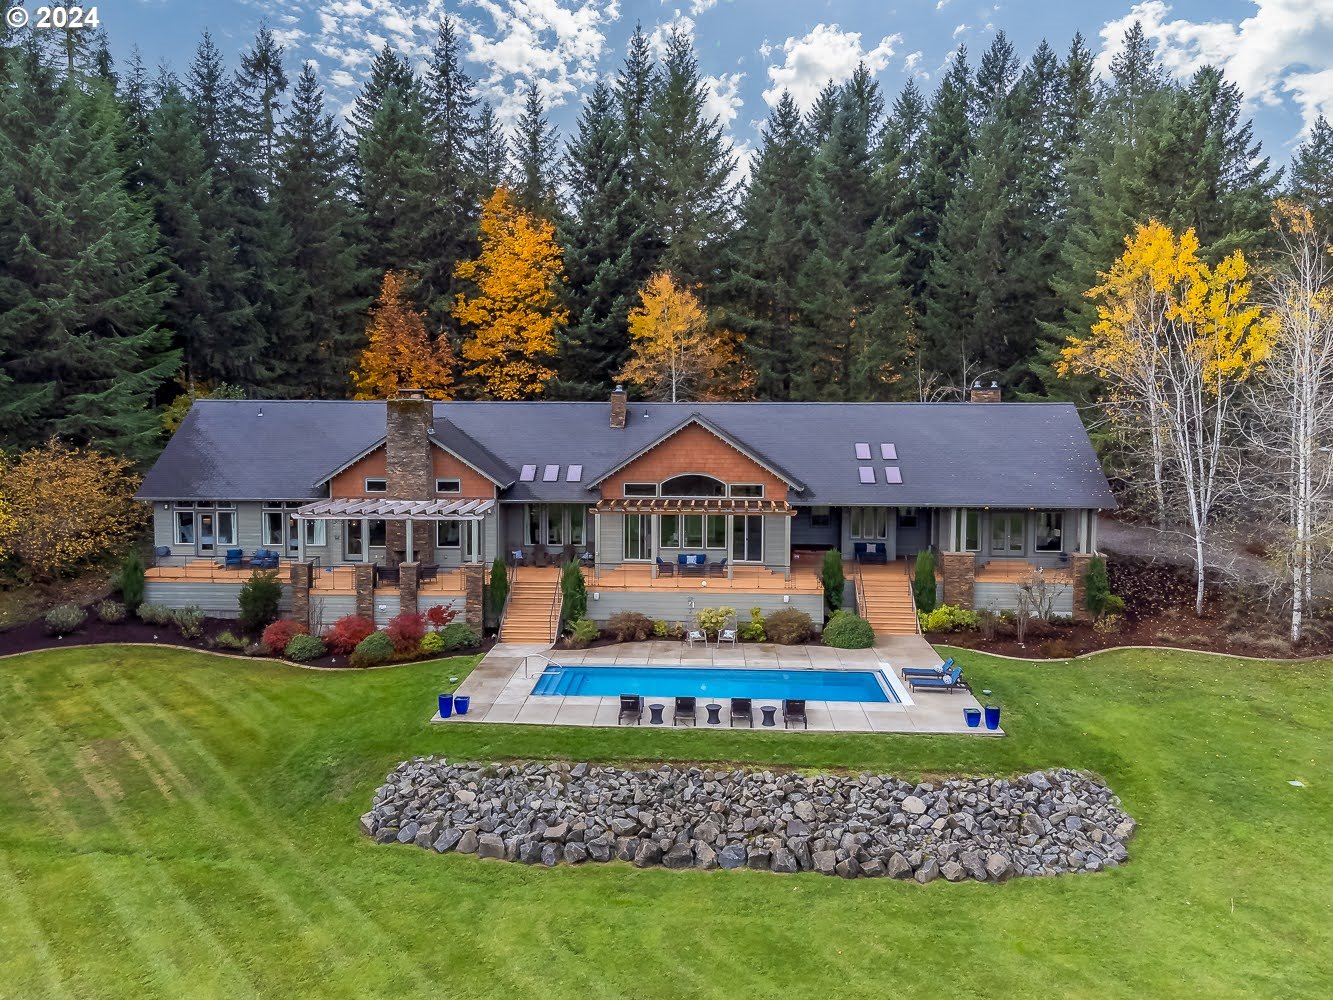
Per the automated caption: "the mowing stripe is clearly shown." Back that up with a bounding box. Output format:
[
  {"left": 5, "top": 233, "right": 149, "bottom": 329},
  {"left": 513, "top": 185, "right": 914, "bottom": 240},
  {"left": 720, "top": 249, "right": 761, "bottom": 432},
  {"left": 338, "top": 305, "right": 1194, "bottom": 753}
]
[
  {"left": 5, "top": 679, "right": 265, "bottom": 1000},
  {"left": 114, "top": 678, "right": 440, "bottom": 995},
  {"left": 0, "top": 850, "right": 75, "bottom": 1000}
]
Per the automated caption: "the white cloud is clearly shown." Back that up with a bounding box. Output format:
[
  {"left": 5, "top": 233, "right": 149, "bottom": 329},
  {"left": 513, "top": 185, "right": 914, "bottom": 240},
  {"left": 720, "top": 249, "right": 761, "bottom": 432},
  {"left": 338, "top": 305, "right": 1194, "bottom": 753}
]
[
  {"left": 952, "top": 23, "right": 968, "bottom": 38},
  {"left": 935, "top": 0, "right": 951, "bottom": 8},
  {"left": 689, "top": 0, "right": 717, "bottom": 12},
  {"left": 762, "top": 23, "right": 903, "bottom": 109},
  {"left": 704, "top": 70, "right": 745, "bottom": 127},
  {"left": 1097, "top": 0, "right": 1333, "bottom": 136},
  {"left": 649, "top": 10, "right": 694, "bottom": 60}
]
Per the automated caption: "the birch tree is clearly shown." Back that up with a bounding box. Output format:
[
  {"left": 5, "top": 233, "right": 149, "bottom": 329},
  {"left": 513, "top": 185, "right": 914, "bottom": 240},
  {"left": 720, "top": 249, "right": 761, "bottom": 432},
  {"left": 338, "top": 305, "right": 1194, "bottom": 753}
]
[
  {"left": 1241, "top": 202, "right": 1333, "bottom": 641},
  {"left": 1061, "top": 220, "right": 1270, "bottom": 614}
]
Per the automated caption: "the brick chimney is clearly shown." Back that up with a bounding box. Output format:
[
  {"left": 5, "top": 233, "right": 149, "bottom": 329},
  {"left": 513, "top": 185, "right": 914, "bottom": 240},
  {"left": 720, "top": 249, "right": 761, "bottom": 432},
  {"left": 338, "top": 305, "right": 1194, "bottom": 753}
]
[
  {"left": 610, "top": 384, "right": 627, "bottom": 429},
  {"left": 968, "top": 380, "right": 1001, "bottom": 403},
  {"left": 385, "top": 389, "right": 434, "bottom": 559}
]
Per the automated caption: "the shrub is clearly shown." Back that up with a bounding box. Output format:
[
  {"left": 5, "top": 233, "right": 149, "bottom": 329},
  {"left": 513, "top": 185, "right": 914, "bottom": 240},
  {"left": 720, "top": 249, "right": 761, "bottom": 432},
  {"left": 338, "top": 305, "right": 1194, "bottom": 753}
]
[
  {"left": 1105, "top": 594, "right": 1126, "bottom": 614},
  {"left": 567, "top": 617, "right": 600, "bottom": 647},
  {"left": 136, "top": 603, "right": 173, "bottom": 626},
  {"left": 560, "top": 560, "right": 587, "bottom": 625},
  {"left": 173, "top": 605, "right": 205, "bottom": 640},
  {"left": 764, "top": 608, "right": 814, "bottom": 645},
  {"left": 211, "top": 630, "right": 246, "bottom": 651},
  {"left": 820, "top": 550, "right": 845, "bottom": 612},
  {"left": 488, "top": 557, "right": 509, "bottom": 618},
  {"left": 653, "top": 618, "right": 669, "bottom": 637},
  {"left": 919, "top": 603, "right": 980, "bottom": 633},
  {"left": 823, "top": 609, "right": 875, "bottom": 649},
  {"left": 913, "top": 549, "right": 937, "bottom": 614},
  {"left": 977, "top": 608, "right": 998, "bottom": 641},
  {"left": 95, "top": 599, "right": 126, "bottom": 624},
  {"left": 116, "top": 550, "right": 146, "bottom": 613},
  {"left": 44, "top": 603, "right": 87, "bottom": 635},
  {"left": 1043, "top": 638, "right": 1074, "bottom": 659},
  {"left": 605, "top": 611, "right": 654, "bottom": 642},
  {"left": 261, "top": 618, "right": 308, "bottom": 655},
  {"left": 350, "top": 630, "right": 395, "bottom": 668},
  {"left": 323, "top": 614, "right": 376, "bottom": 655},
  {"left": 1091, "top": 613, "right": 1122, "bottom": 636},
  {"left": 653, "top": 618, "right": 684, "bottom": 639},
  {"left": 738, "top": 607, "right": 765, "bottom": 642},
  {"left": 238, "top": 569, "right": 282, "bottom": 633},
  {"left": 438, "top": 622, "right": 479, "bottom": 651},
  {"left": 386, "top": 611, "right": 427, "bottom": 654},
  {"left": 695, "top": 606, "right": 735, "bottom": 638},
  {"left": 1084, "top": 557, "right": 1110, "bottom": 616},
  {"left": 419, "top": 631, "right": 446, "bottom": 654},
  {"left": 424, "top": 604, "right": 456, "bottom": 629},
  {"left": 282, "top": 633, "right": 326, "bottom": 661}
]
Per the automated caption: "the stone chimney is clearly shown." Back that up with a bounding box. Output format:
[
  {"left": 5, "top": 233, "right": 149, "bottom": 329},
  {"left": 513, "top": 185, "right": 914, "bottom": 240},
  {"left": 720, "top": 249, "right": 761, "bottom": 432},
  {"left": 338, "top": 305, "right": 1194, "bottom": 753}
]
[
  {"left": 968, "top": 380, "right": 1001, "bottom": 403},
  {"left": 385, "top": 389, "right": 434, "bottom": 559},
  {"left": 610, "top": 384, "right": 627, "bottom": 429}
]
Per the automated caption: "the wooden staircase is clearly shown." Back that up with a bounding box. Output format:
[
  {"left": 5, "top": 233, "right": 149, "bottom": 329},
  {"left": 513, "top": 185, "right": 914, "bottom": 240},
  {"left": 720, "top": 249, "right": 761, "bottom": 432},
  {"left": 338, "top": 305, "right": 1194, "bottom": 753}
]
[
  {"left": 856, "top": 561, "right": 921, "bottom": 635},
  {"left": 499, "top": 566, "right": 562, "bottom": 645}
]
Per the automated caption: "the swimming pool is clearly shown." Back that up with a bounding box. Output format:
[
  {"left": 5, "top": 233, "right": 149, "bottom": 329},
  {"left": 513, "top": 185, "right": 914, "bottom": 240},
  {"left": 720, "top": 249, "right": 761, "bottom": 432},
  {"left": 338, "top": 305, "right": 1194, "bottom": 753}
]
[{"left": 531, "top": 665, "right": 898, "bottom": 703}]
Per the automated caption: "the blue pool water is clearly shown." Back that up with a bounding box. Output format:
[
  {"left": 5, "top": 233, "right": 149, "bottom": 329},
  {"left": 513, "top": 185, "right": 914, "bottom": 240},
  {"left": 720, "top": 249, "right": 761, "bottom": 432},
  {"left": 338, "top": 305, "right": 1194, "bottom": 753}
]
[{"left": 531, "top": 665, "right": 897, "bottom": 703}]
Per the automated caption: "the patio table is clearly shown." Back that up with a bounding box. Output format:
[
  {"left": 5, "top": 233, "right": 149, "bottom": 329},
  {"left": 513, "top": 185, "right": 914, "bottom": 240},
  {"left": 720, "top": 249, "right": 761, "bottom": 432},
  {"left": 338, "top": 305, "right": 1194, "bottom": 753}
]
[
  {"left": 705, "top": 703, "right": 722, "bottom": 725},
  {"left": 648, "top": 703, "right": 665, "bottom": 725},
  {"left": 760, "top": 705, "right": 777, "bottom": 727}
]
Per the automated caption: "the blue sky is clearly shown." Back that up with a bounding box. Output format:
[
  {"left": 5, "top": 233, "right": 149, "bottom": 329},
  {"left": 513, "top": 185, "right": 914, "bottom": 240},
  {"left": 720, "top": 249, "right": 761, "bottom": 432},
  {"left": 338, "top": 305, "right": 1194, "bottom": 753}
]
[{"left": 107, "top": 1, "right": 1333, "bottom": 165}]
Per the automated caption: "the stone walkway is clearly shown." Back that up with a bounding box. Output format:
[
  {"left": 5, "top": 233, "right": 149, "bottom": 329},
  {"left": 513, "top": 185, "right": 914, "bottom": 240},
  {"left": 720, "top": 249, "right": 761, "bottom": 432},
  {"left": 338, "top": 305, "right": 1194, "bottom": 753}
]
[{"left": 439, "top": 634, "right": 1000, "bottom": 735}]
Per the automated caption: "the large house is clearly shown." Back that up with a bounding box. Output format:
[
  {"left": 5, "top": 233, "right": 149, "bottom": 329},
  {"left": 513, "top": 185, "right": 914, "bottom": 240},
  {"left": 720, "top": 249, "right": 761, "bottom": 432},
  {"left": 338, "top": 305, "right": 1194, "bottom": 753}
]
[{"left": 137, "top": 386, "right": 1115, "bottom": 642}]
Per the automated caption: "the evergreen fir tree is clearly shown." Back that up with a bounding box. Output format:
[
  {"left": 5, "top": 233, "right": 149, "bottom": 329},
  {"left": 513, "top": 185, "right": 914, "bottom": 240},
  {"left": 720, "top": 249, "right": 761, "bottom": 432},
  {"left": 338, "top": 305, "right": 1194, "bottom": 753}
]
[
  {"left": 118, "top": 47, "right": 154, "bottom": 191},
  {"left": 512, "top": 81, "right": 559, "bottom": 217},
  {"left": 877, "top": 81, "right": 929, "bottom": 300},
  {"left": 348, "top": 45, "right": 416, "bottom": 139},
  {"left": 612, "top": 25, "right": 664, "bottom": 296},
  {"left": 235, "top": 24, "right": 289, "bottom": 193},
  {"left": 915, "top": 48, "right": 975, "bottom": 290},
  {"left": 471, "top": 101, "right": 511, "bottom": 194},
  {"left": 1289, "top": 116, "right": 1333, "bottom": 233}
]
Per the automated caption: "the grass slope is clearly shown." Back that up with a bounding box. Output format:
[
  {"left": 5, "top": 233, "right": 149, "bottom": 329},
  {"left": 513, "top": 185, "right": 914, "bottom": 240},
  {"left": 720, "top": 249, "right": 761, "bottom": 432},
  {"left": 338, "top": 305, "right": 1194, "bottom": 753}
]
[{"left": 0, "top": 645, "right": 1329, "bottom": 999}]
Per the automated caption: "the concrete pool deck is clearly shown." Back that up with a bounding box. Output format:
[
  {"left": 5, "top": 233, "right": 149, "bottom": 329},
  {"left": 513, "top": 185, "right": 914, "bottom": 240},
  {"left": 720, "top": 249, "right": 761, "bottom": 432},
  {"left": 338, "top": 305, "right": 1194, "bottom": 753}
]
[{"left": 436, "top": 635, "right": 1001, "bottom": 735}]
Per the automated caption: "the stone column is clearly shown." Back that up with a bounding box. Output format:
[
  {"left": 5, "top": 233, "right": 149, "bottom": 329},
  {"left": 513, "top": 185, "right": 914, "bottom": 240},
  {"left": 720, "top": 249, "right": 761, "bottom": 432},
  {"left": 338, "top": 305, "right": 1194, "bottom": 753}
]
[
  {"left": 399, "top": 562, "right": 419, "bottom": 616},
  {"left": 289, "top": 561, "right": 313, "bottom": 629},
  {"left": 939, "top": 551, "right": 976, "bottom": 610},
  {"left": 1070, "top": 551, "right": 1096, "bottom": 622},
  {"left": 354, "top": 563, "right": 376, "bottom": 621},
  {"left": 462, "top": 563, "right": 485, "bottom": 630}
]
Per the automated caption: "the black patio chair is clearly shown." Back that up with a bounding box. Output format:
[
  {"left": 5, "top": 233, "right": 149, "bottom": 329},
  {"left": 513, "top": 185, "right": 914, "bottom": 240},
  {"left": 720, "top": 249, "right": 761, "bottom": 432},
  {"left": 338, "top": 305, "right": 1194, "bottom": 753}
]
[
  {"left": 673, "top": 696, "right": 697, "bottom": 726},
  {"left": 655, "top": 556, "right": 675, "bottom": 577},
  {"left": 729, "top": 697, "right": 753, "bottom": 728},
  {"left": 618, "top": 694, "right": 643, "bottom": 726},
  {"left": 374, "top": 564, "right": 399, "bottom": 587},
  {"left": 783, "top": 699, "right": 808, "bottom": 730},
  {"left": 418, "top": 563, "right": 440, "bottom": 583}
]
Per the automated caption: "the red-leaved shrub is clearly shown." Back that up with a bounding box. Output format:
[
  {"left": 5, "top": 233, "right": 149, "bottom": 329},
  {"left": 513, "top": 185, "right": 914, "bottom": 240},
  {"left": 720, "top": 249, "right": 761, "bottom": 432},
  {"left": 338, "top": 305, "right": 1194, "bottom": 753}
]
[
  {"left": 261, "top": 618, "right": 308, "bottom": 655},
  {"left": 386, "top": 611, "right": 427, "bottom": 654},
  {"left": 323, "top": 614, "right": 376, "bottom": 655},
  {"left": 425, "top": 604, "right": 457, "bottom": 629}
]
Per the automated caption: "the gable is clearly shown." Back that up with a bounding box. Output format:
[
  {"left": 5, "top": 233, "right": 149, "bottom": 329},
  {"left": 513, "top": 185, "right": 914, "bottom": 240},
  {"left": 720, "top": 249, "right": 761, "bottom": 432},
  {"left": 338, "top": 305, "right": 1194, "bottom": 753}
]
[
  {"left": 330, "top": 444, "right": 498, "bottom": 499},
  {"left": 598, "top": 423, "right": 789, "bottom": 500}
]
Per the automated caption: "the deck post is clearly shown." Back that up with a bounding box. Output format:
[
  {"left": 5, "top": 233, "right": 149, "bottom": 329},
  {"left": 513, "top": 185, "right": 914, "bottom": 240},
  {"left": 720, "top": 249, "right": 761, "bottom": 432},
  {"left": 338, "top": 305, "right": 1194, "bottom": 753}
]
[
  {"left": 1070, "top": 551, "right": 1094, "bottom": 621},
  {"left": 939, "top": 551, "right": 976, "bottom": 610},
  {"left": 399, "top": 561, "right": 419, "bottom": 616},
  {"left": 289, "top": 560, "right": 313, "bottom": 628},
  {"left": 353, "top": 563, "right": 375, "bottom": 621}
]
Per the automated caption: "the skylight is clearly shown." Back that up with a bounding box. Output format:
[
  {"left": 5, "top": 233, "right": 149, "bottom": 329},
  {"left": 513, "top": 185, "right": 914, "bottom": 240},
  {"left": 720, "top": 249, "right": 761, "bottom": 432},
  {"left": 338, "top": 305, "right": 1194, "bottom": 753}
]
[
  {"left": 854, "top": 442, "right": 871, "bottom": 460},
  {"left": 884, "top": 467, "right": 902, "bottom": 484},
  {"left": 542, "top": 464, "right": 560, "bottom": 482},
  {"left": 880, "top": 443, "right": 897, "bottom": 460},
  {"left": 566, "top": 464, "right": 583, "bottom": 482},
  {"left": 858, "top": 466, "right": 875, "bottom": 484},
  {"left": 519, "top": 464, "right": 536, "bottom": 482}
]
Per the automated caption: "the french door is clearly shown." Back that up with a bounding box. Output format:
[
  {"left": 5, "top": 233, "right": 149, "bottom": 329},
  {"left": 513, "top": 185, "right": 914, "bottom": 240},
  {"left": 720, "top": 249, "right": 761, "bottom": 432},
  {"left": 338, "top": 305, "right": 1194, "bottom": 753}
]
[
  {"left": 990, "top": 512, "right": 1025, "bottom": 554},
  {"left": 731, "top": 515, "right": 763, "bottom": 562},
  {"left": 624, "top": 515, "right": 652, "bottom": 560}
]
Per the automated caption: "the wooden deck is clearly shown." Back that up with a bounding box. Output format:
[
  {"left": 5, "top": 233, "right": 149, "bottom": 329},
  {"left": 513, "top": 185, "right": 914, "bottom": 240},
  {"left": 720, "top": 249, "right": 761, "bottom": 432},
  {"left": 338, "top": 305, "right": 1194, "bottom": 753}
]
[
  {"left": 584, "top": 564, "right": 822, "bottom": 595},
  {"left": 975, "top": 560, "right": 1072, "bottom": 584}
]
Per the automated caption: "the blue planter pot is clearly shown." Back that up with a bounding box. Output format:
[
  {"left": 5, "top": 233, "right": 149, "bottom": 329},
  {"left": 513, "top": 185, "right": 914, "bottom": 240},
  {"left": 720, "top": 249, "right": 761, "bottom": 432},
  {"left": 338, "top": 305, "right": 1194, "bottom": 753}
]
[
  {"left": 963, "top": 707, "right": 982, "bottom": 728},
  {"left": 984, "top": 704, "right": 1001, "bottom": 731},
  {"left": 453, "top": 695, "right": 470, "bottom": 716},
  {"left": 438, "top": 694, "right": 454, "bottom": 719}
]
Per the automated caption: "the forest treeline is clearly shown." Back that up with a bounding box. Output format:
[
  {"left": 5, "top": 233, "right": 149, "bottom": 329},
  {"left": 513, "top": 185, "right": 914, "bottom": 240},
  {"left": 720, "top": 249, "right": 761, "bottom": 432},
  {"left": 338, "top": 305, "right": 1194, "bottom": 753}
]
[{"left": 2, "top": 16, "right": 1332, "bottom": 460}]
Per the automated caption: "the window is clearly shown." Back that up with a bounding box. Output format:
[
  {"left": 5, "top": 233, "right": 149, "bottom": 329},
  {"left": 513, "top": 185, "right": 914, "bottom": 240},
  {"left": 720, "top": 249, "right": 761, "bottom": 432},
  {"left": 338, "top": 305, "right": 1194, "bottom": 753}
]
[
  {"left": 263, "top": 510, "right": 285, "bottom": 546},
  {"left": 624, "top": 483, "right": 658, "bottom": 497},
  {"left": 1035, "top": 511, "right": 1063, "bottom": 552},
  {"left": 526, "top": 504, "right": 583, "bottom": 546},
  {"left": 898, "top": 507, "right": 918, "bottom": 528},
  {"left": 810, "top": 505, "right": 831, "bottom": 528},
  {"left": 437, "top": 520, "right": 461, "bottom": 547},
  {"left": 216, "top": 510, "right": 236, "bottom": 547},
  {"left": 682, "top": 515, "right": 704, "bottom": 548},
  {"left": 526, "top": 504, "right": 543, "bottom": 546},
  {"left": 569, "top": 505, "right": 586, "bottom": 546},
  {"left": 174, "top": 509, "right": 194, "bottom": 544},
  {"left": 624, "top": 513, "right": 651, "bottom": 560},
  {"left": 732, "top": 514, "right": 763, "bottom": 562},
  {"left": 661, "top": 474, "right": 725, "bottom": 497},
  {"left": 304, "top": 519, "right": 326, "bottom": 546},
  {"left": 364, "top": 477, "right": 387, "bottom": 493},
  {"left": 956, "top": 509, "right": 980, "bottom": 552},
  {"left": 436, "top": 478, "right": 461, "bottom": 494},
  {"left": 660, "top": 514, "right": 680, "bottom": 547},
  {"left": 706, "top": 515, "right": 727, "bottom": 548},
  {"left": 729, "top": 484, "right": 764, "bottom": 498},
  {"left": 849, "top": 507, "right": 890, "bottom": 540},
  {"left": 368, "top": 520, "right": 387, "bottom": 548}
]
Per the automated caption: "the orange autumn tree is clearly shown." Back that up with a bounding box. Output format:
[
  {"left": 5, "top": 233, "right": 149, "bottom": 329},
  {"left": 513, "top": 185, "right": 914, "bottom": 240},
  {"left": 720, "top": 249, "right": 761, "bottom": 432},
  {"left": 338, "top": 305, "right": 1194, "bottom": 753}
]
[
  {"left": 353, "top": 271, "right": 456, "bottom": 399},
  {"left": 454, "top": 187, "right": 568, "bottom": 399},
  {"left": 618, "top": 272, "right": 751, "bottom": 402}
]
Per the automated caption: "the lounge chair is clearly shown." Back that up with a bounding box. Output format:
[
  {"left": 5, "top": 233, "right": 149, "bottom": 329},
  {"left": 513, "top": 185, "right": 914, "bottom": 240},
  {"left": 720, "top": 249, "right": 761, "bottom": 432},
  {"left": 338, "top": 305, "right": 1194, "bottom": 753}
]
[
  {"left": 729, "top": 697, "right": 753, "bottom": 728},
  {"left": 782, "top": 699, "right": 808, "bottom": 730},
  {"left": 655, "top": 556, "right": 675, "bottom": 578},
  {"left": 909, "top": 665, "right": 966, "bottom": 693},
  {"left": 250, "top": 548, "right": 280, "bottom": 570},
  {"left": 374, "top": 564, "right": 399, "bottom": 586},
  {"left": 717, "top": 617, "right": 738, "bottom": 647},
  {"left": 532, "top": 547, "right": 551, "bottom": 568},
  {"left": 708, "top": 557, "right": 729, "bottom": 578},
  {"left": 618, "top": 694, "right": 643, "bottom": 726},
  {"left": 685, "top": 627, "right": 707, "bottom": 647},
  {"left": 673, "top": 696, "right": 697, "bottom": 726},
  {"left": 900, "top": 657, "right": 956, "bottom": 679},
  {"left": 223, "top": 548, "right": 245, "bottom": 568},
  {"left": 418, "top": 562, "right": 440, "bottom": 583}
]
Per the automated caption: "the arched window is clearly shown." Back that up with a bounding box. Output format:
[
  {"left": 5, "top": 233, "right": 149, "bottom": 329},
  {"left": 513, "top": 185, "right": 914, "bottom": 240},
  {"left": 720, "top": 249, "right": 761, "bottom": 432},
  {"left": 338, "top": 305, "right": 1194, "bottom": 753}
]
[{"left": 660, "top": 474, "right": 726, "bottom": 497}]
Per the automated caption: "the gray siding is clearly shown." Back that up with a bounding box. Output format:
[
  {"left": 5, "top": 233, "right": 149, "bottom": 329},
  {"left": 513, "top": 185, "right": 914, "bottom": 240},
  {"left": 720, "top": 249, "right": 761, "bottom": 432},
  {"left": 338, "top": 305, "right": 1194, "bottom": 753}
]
[
  {"left": 973, "top": 581, "right": 1074, "bottom": 615},
  {"left": 791, "top": 505, "right": 839, "bottom": 547},
  {"left": 587, "top": 591, "right": 822, "bottom": 626},
  {"left": 142, "top": 581, "right": 293, "bottom": 617},
  {"left": 371, "top": 595, "right": 401, "bottom": 628},
  {"left": 309, "top": 594, "right": 357, "bottom": 629},
  {"left": 597, "top": 511, "right": 626, "bottom": 564},
  {"left": 417, "top": 595, "right": 465, "bottom": 618}
]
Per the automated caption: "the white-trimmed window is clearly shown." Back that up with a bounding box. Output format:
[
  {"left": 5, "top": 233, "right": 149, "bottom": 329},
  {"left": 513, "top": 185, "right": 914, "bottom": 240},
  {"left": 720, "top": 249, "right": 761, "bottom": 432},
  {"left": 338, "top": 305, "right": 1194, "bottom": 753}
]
[
  {"left": 729, "top": 484, "right": 764, "bottom": 498},
  {"left": 436, "top": 478, "right": 461, "bottom": 494},
  {"left": 662, "top": 474, "right": 725, "bottom": 497},
  {"left": 437, "top": 520, "right": 461, "bottom": 548},
  {"left": 303, "top": 519, "right": 326, "bottom": 546},
  {"left": 623, "top": 483, "right": 658, "bottom": 497},
  {"left": 955, "top": 509, "right": 980, "bottom": 551},
  {"left": 849, "top": 507, "right": 890, "bottom": 540},
  {"left": 174, "top": 506, "right": 195, "bottom": 544},
  {"left": 524, "top": 504, "right": 587, "bottom": 547},
  {"left": 1035, "top": 511, "right": 1064, "bottom": 552},
  {"left": 810, "top": 505, "right": 831, "bottom": 527},
  {"left": 364, "top": 477, "right": 387, "bottom": 493}
]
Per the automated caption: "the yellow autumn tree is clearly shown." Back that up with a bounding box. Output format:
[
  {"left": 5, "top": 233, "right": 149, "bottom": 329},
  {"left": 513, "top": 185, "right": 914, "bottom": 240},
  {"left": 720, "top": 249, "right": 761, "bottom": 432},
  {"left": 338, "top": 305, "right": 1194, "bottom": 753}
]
[
  {"left": 617, "top": 272, "right": 752, "bottom": 402},
  {"left": 0, "top": 440, "right": 146, "bottom": 580},
  {"left": 454, "top": 187, "right": 568, "bottom": 399},
  {"left": 353, "top": 270, "right": 456, "bottom": 399},
  {"left": 1060, "top": 219, "right": 1271, "bottom": 613}
]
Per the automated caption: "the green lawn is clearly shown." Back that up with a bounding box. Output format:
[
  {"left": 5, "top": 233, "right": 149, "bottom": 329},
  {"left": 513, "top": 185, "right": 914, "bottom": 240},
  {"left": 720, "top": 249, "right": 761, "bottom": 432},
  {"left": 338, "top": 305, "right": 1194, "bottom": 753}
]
[{"left": 0, "top": 646, "right": 1329, "bottom": 999}]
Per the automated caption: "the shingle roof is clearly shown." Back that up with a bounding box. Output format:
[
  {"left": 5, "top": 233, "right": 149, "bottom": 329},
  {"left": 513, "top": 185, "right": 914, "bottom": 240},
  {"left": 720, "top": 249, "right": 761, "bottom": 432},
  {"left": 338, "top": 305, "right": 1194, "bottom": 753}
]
[{"left": 137, "top": 399, "right": 1117, "bottom": 509}]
